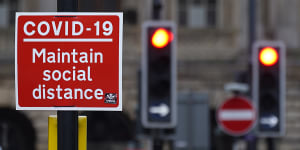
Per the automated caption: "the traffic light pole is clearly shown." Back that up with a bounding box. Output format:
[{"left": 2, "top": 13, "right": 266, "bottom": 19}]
[
  {"left": 247, "top": 0, "right": 257, "bottom": 150},
  {"left": 248, "top": 0, "right": 256, "bottom": 57},
  {"left": 153, "top": 138, "right": 163, "bottom": 150},
  {"left": 153, "top": 0, "right": 162, "bottom": 20},
  {"left": 266, "top": 138, "right": 275, "bottom": 150},
  {"left": 57, "top": 0, "right": 78, "bottom": 150},
  {"left": 152, "top": 130, "right": 163, "bottom": 150}
]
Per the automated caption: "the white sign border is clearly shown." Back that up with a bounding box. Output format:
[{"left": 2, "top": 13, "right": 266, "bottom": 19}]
[{"left": 15, "top": 12, "right": 123, "bottom": 111}]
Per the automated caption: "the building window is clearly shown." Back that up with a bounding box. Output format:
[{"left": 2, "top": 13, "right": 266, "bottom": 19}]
[{"left": 178, "top": 0, "right": 217, "bottom": 28}]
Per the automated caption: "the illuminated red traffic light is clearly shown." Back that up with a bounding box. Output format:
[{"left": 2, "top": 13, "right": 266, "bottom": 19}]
[
  {"left": 259, "top": 47, "right": 278, "bottom": 66},
  {"left": 253, "top": 41, "right": 286, "bottom": 135},
  {"left": 151, "top": 28, "right": 173, "bottom": 48}
]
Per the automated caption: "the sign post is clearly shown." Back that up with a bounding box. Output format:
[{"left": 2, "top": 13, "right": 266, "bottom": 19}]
[
  {"left": 57, "top": 1, "right": 78, "bottom": 150},
  {"left": 217, "top": 97, "right": 256, "bottom": 136}
]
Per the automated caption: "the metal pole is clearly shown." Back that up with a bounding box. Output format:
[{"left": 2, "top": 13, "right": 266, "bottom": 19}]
[
  {"left": 248, "top": 0, "right": 256, "bottom": 90},
  {"left": 153, "top": 138, "right": 163, "bottom": 150},
  {"left": 248, "top": 0, "right": 256, "bottom": 56},
  {"left": 57, "top": 111, "right": 78, "bottom": 150},
  {"left": 57, "top": 0, "right": 78, "bottom": 12},
  {"left": 152, "top": 0, "right": 162, "bottom": 20},
  {"left": 267, "top": 138, "right": 275, "bottom": 150},
  {"left": 247, "top": 0, "right": 257, "bottom": 150},
  {"left": 248, "top": 0, "right": 256, "bottom": 94},
  {"left": 151, "top": 129, "right": 164, "bottom": 150},
  {"left": 57, "top": 1, "right": 78, "bottom": 150}
]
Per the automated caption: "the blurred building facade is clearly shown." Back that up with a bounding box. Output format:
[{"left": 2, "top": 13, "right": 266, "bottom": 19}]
[{"left": 0, "top": 0, "right": 299, "bottom": 149}]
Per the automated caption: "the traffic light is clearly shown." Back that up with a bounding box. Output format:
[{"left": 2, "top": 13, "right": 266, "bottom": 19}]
[
  {"left": 252, "top": 41, "right": 285, "bottom": 136},
  {"left": 141, "top": 21, "right": 177, "bottom": 128}
]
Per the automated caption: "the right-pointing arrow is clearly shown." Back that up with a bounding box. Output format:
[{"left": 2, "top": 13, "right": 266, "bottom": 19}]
[
  {"left": 260, "top": 115, "right": 278, "bottom": 128},
  {"left": 149, "top": 103, "right": 170, "bottom": 117}
]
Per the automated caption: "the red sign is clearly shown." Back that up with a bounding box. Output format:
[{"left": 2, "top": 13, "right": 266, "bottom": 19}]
[
  {"left": 217, "top": 97, "right": 256, "bottom": 136},
  {"left": 15, "top": 13, "right": 123, "bottom": 110}
]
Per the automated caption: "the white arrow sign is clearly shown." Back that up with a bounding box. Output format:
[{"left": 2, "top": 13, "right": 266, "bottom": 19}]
[
  {"left": 260, "top": 115, "right": 278, "bottom": 128},
  {"left": 149, "top": 103, "right": 170, "bottom": 117}
]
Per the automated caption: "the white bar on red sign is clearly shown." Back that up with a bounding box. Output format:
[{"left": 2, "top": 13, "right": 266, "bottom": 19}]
[{"left": 219, "top": 109, "right": 254, "bottom": 121}]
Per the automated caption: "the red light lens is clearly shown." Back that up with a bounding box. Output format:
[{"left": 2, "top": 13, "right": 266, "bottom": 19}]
[
  {"left": 259, "top": 47, "right": 278, "bottom": 66},
  {"left": 151, "top": 28, "right": 173, "bottom": 48}
]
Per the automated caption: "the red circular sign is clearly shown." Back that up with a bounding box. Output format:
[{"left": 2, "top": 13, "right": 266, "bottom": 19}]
[{"left": 217, "top": 96, "right": 256, "bottom": 136}]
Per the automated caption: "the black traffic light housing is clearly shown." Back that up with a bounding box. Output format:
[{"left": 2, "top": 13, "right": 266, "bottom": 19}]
[
  {"left": 141, "top": 21, "right": 177, "bottom": 128},
  {"left": 252, "top": 41, "right": 285, "bottom": 137}
]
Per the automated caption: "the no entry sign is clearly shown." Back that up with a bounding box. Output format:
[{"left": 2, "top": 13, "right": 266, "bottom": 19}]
[
  {"left": 217, "top": 97, "right": 256, "bottom": 136},
  {"left": 15, "top": 12, "right": 123, "bottom": 110}
]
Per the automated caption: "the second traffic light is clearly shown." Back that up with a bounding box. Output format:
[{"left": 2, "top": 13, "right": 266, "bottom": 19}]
[
  {"left": 141, "top": 21, "right": 177, "bottom": 128},
  {"left": 252, "top": 41, "right": 286, "bottom": 137}
]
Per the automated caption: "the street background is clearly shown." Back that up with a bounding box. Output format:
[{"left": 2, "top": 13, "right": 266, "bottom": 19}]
[{"left": 0, "top": 0, "right": 299, "bottom": 150}]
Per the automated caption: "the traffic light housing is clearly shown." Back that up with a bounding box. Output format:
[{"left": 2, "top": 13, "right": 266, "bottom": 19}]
[
  {"left": 141, "top": 21, "right": 177, "bottom": 128},
  {"left": 252, "top": 41, "right": 285, "bottom": 137}
]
